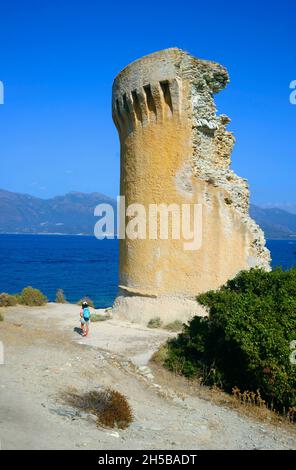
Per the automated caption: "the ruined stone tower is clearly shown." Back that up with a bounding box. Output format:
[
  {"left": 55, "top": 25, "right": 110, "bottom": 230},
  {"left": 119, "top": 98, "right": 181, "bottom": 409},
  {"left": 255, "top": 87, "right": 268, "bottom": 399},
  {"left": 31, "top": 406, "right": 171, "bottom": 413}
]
[{"left": 112, "top": 48, "right": 270, "bottom": 324}]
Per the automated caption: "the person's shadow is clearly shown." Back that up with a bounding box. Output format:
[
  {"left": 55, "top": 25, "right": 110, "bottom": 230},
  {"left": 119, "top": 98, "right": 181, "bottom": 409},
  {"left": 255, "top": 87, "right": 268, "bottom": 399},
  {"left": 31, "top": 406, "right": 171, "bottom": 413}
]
[{"left": 74, "top": 326, "right": 84, "bottom": 336}]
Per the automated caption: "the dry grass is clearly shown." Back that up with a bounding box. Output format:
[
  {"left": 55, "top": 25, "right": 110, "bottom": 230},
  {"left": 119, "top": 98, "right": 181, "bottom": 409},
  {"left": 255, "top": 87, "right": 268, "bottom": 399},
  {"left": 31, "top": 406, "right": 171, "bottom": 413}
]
[
  {"left": 149, "top": 360, "right": 296, "bottom": 430},
  {"left": 151, "top": 342, "right": 296, "bottom": 426},
  {"left": 164, "top": 320, "right": 183, "bottom": 332},
  {"left": 232, "top": 387, "right": 296, "bottom": 424},
  {"left": 90, "top": 313, "right": 110, "bottom": 322},
  {"left": 64, "top": 388, "right": 133, "bottom": 429},
  {"left": 151, "top": 344, "right": 169, "bottom": 364}
]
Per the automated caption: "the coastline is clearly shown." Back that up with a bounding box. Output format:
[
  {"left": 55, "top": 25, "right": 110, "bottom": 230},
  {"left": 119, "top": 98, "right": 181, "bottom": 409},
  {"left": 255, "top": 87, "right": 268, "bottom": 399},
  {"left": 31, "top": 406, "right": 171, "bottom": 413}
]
[
  {"left": 0, "top": 232, "right": 94, "bottom": 237},
  {"left": 0, "top": 232, "right": 296, "bottom": 241}
]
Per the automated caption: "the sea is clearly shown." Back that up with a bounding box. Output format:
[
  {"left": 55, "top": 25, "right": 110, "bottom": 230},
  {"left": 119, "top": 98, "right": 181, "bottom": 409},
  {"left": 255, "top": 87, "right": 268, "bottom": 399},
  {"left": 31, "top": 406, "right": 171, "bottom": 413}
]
[{"left": 0, "top": 234, "right": 295, "bottom": 308}]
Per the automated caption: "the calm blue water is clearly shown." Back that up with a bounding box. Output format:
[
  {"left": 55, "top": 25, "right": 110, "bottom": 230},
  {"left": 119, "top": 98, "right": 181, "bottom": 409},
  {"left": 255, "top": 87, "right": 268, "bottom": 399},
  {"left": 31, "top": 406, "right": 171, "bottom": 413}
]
[
  {"left": 267, "top": 239, "right": 296, "bottom": 270},
  {"left": 0, "top": 235, "right": 295, "bottom": 308},
  {"left": 0, "top": 235, "right": 119, "bottom": 308}
]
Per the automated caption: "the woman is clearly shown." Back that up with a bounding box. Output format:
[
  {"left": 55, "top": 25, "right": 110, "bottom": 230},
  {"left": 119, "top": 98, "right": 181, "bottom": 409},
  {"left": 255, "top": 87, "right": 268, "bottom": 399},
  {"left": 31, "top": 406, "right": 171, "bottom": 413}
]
[{"left": 80, "top": 301, "right": 90, "bottom": 336}]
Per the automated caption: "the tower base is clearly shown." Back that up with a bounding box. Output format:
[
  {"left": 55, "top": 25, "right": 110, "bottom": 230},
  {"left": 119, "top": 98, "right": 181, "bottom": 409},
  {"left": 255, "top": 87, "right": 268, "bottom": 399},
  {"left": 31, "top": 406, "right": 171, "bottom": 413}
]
[{"left": 112, "top": 290, "right": 207, "bottom": 326}]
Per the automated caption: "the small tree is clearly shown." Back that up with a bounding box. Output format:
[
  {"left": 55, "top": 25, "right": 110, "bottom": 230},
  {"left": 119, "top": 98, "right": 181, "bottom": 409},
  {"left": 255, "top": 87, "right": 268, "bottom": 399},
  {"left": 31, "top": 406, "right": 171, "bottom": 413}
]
[{"left": 55, "top": 288, "right": 66, "bottom": 303}]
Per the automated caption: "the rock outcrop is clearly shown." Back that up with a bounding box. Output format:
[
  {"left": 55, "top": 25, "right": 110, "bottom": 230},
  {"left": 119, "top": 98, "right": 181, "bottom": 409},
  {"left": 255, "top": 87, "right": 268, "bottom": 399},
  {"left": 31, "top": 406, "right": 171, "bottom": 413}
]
[{"left": 112, "top": 48, "right": 270, "bottom": 324}]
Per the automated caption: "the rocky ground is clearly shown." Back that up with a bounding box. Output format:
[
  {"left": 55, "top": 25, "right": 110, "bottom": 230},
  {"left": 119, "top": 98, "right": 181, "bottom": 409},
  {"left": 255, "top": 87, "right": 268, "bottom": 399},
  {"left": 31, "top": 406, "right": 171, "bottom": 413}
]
[{"left": 0, "top": 303, "right": 295, "bottom": 450}]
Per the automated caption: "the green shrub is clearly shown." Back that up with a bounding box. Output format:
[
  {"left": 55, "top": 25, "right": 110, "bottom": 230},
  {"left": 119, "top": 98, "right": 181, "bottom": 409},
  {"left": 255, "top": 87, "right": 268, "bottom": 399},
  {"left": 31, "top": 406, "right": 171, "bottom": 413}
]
[
  {"left": 164, "top": 268, "right": 296, "bottom": 414},
  {"left": 147, "top": 317, "right": 163, "bottom": 328},
  {"left": 18, "top": 286, "right": 47, "bottom": 306},
  {"left": 0, "top": 311, "right": 4, "bottom": 321},
  {"left": 77, "top": 297, "right": 94, "bottom": 308},
  {"left": 55, "top": 288, "right": 67, "bottom": 303},
  {"left": 0, "top": 293, "right": 18, "bottom": 307}
]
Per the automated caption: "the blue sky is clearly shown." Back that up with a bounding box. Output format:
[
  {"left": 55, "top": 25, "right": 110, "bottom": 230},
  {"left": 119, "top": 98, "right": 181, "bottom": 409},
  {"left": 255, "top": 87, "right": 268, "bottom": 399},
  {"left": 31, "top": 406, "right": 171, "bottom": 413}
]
[{"left": 0, "top": 0, "right": 295, "bottom": 204}]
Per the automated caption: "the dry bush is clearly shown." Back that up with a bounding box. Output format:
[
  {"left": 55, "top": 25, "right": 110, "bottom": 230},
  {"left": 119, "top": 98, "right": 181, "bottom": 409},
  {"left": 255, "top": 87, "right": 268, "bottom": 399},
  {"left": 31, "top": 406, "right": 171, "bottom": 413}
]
[
  {"left": 0, "top": 293, "right": 18, "bottom": 307},
  {"left": 55, "top": 288, "right": 67, "bottom": 303},
  {"left": 77, "top": 297, "right": 94, "bottom": 308},
  {"left": 147, "top": 317, "right": 162, "bottom": 329},
  {"left": 18, "top": 286, "right": 47, "bottom": 306},
  {"left": 0, "top": 311, "right": 4, "bottom": 321},
  {"left": 99, "top": 388, "right": 133, "bottom": 429},
  {"left": 65, "top": 388, "right": 133, "bottom": 429}
]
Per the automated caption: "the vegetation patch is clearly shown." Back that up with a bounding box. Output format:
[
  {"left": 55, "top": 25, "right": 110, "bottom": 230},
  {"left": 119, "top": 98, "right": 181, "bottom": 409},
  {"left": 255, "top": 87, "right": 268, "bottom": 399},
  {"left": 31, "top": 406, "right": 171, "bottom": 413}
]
[
  {"left": 164, "top": 320, "right": 183, "bottom": 332},
  {"left": 0, "top": 293, "right": 18, "bottom": 307},
  {"left": 18, "top": 286, "right": 47, "bottom": 306},
  {"left": 65, "top": 388, "right": 133, "bottom": 429},
  {"left": 77, "top": 297, "right": 94, "bottom": 308},
  {"left": 90, "top": 313, "right": 110, "bottom": 322},
  {"left": 55, "top": 288, "right": 67, "bottom": 303},
  {"left": 151, "top": 344, "right": 170, "bottom": 365},
  {"left": 162, "top": 268, "right": 296, "bottom": 416},
  {"left": 224, "top": 197, "right": 233, "bottom": 205},
  {"left": 147, "top": 317, "right": 162, "bottom": 329}
]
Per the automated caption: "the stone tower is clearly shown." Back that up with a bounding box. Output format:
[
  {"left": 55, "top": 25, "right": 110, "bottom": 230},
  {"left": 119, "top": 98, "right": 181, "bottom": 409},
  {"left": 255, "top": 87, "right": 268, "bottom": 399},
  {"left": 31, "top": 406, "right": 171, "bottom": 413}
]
[{"left": 112, "top": 48, "right": 270, "bottom": 324}]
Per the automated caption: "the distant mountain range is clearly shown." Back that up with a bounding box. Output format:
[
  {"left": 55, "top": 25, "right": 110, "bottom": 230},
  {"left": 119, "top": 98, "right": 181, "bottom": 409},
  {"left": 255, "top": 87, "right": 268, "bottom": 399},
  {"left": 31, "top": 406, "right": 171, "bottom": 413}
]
[
  {"left": 258, "top": 203, "right": 296, "bottom": 215},
  {"left": 0, "top": 189, "right": 116, "bottom": 235},
  {"left": 249, "top": 205, "right": 296, "bottom": 240},
  {"left": 0, "top": 189, "right": 295, "bottom": 239}
]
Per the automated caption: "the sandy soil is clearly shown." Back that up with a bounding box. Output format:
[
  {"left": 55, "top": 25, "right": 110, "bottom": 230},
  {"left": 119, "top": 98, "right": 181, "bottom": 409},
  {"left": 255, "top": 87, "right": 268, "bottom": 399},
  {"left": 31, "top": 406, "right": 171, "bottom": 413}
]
[{"left": 0, "top": 303, "right": 295, "bottom": 450}]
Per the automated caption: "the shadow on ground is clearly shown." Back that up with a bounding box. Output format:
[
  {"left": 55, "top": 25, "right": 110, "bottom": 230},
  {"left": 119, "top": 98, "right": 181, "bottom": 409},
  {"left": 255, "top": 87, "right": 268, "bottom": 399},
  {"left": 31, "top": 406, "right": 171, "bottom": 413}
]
[{"left": 74, "top": 326, "right": 83, "bottom": 336}]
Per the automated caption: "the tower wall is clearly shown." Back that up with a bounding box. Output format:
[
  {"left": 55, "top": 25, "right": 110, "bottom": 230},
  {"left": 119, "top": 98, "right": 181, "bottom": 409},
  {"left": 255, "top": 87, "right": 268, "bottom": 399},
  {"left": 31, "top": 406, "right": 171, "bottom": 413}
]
[{"left": 112, "top": 48, "right": 270, "bottom": 323}]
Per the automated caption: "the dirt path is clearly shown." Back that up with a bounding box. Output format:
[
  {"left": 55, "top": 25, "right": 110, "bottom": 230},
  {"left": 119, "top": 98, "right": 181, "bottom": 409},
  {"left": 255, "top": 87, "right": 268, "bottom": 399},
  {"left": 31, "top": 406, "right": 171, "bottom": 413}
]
[{"left": 0, "top": 303, "right": 295, "bottom": 450}]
